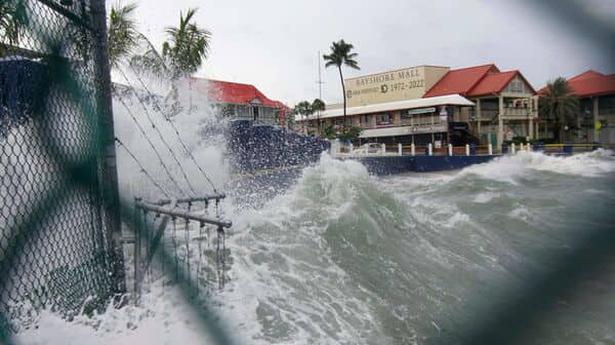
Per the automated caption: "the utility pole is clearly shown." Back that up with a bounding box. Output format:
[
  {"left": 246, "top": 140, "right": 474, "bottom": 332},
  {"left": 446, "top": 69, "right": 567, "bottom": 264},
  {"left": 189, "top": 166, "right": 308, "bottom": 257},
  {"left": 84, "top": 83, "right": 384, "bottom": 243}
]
[
  {"left": 317, "top": 50, "right": 324, "bottom": 100},
  {"left": 316, "top": 51, "right": 324, "bottom": 135}
]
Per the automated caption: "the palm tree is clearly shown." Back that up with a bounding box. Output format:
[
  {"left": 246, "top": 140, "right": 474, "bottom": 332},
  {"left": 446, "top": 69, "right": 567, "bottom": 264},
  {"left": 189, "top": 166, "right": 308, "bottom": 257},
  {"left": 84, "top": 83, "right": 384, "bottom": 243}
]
[
  {"left": 128, "top": 33, "right": 169, "bottom": 77},
  {"left": 311, "top": 98, "right": 325, "bottom": 135},
  {"left": 162, "top": 8, "right": 211, "bottom": 77},
  {"left": 294, "top": 101, "right": 313, "bottom": 133},
  {"left": 0, "top": 0, "right": 27, "bottom": 55},
  {"left": 294, "top": 101, "right": 313, "bottom": 118},
  {"left": 539, "top": 77, "right": 579, "bottom": 143},
  {"left": 323, "top": 39, "right": 359, "bottom": 133},
  {"left": 107, "top": 2, "right": 139, "bottom": 68}
]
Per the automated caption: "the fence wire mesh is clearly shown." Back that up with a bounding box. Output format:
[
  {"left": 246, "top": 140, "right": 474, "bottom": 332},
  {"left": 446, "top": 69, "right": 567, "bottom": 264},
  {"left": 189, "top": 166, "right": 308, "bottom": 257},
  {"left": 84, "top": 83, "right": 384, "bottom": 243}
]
[{"left": 0, "top": 0, "right": 122, "bottom": 333}]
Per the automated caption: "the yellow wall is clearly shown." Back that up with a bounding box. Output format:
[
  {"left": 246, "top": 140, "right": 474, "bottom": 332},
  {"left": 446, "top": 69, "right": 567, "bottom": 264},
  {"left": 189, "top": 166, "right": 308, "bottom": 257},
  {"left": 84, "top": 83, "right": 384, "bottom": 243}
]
[{"left": 344, "top": 66, "right": 449, "bottom": 107}]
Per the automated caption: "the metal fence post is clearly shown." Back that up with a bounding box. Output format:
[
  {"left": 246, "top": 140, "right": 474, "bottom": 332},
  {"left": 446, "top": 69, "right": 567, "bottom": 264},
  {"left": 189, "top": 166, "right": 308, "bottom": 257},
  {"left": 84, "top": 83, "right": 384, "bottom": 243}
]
[{"left": 90, "top": 0, "right": 125, "bottom": 295}]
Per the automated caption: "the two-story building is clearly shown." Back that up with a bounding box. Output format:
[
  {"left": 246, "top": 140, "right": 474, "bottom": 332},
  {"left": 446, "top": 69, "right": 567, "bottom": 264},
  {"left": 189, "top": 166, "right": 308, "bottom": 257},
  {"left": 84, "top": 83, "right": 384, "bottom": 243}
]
[
  {"left": 424, "top": 64, "right": 538, "bottom": 148},
  {"left": 298, "top": 63, "right": 538, "bottom": 149},
  {"left": 538, "top": 70, "right": 615, "bottom": 145},
  {"left": 190, "top": 78, "right": 289, "bottom": 127}
]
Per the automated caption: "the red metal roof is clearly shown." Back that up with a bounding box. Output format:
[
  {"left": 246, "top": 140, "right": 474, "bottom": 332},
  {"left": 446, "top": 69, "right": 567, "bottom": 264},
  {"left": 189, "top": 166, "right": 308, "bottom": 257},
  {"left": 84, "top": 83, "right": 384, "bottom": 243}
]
[
  {"left": 565, "top": 70, "right": 615, "bottom": 97},
  {"left": 198, "top": 78, "right": 282, "bottom": 108},
  {"left": 424, "top": 64, "right": 536, "bottom": 98},
  {"left": 467, "top": 70, "right": 518, "bottom": 97},
  {"left": 423, "top": 64, "right": 499, "bottom": 97},
  {"left": 567, "top": 70, "right": 604, "bottom": 82},
  {"left": 189, "top": 77, "right": 288, "bottom": 125}
]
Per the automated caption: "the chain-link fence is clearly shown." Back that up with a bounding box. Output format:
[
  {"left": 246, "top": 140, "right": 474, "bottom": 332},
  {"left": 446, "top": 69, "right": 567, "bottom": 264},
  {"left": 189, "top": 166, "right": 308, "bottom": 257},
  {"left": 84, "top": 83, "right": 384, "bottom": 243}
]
[{"left": 0, "top": 0, "right": 123, "bottom": 333}]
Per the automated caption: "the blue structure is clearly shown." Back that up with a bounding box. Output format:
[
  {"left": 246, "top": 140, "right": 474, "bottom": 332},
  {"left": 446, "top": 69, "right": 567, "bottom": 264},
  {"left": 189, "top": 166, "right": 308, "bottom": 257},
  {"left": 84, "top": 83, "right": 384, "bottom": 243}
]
[
  {"left": 227, "top": 120, "right": 330, "bottom": 172},
  {"left": 351, "top": 155, "right": 498, "bottom": 175},
  {"left": 226, "top": 120, "right": 498, "bottom": 176}
]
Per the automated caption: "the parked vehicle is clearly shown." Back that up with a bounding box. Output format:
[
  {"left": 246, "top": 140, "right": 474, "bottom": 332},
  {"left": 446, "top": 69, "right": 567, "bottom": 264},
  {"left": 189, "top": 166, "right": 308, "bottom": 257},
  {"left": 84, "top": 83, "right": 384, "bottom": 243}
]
[{"left": 353, "top": 143, "right": 383, "bottom": 155}]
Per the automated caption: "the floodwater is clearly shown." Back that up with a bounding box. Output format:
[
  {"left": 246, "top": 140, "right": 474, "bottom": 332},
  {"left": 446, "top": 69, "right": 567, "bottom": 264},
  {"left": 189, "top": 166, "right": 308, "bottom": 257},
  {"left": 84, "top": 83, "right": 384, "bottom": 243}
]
[{"left": 15, "top": 149, "right": 615, "bottom": 344}]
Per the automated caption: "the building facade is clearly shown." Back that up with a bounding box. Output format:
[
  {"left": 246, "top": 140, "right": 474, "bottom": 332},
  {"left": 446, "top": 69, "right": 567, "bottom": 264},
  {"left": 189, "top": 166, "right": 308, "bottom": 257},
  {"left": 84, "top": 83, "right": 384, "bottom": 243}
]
[
  {"left": 424, "top": 64, "right": 538, "bottom": 148},
  {"left": 298, "top": 63, "right": 538, "bottom": 149},
  {"left": 538, "top": 70, "right": 615, "bottom": 145},
  {"left": 303, "top": 95, "right": 474, "bottom": 146}
]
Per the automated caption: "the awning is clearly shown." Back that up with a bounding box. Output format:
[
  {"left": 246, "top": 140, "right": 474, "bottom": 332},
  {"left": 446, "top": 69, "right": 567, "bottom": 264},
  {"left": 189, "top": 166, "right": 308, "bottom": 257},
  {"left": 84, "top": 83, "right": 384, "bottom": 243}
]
[
  {"left": 298, "top": 94, "right": 474, "bottom": 121},
  {"left": 359, "top": 124, "right": 448, "bottom": 138}
]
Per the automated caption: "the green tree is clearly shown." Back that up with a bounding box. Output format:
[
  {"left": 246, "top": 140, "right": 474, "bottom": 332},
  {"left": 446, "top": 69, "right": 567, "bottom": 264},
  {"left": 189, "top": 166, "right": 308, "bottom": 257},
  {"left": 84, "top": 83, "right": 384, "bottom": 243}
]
[
  {"left": 322, "top": 125, "right": 336, "bottom": 139},
  {"left": 293, "top": 101, "right": 313, "bottom": 133},
  {"left": 311, "top": 98, "right": 325, "bottom": 135},
  {"left": 0, "top": 0, "right": 27, "bottom": 55},
  {"left": 128, "top": 34, "right": 168, "bottom": 76},
  {"left": 162, "top": 8, "right": 211, "bottom": 77},
  {"left": 338, "top": 126, "right": 362, "bottom": 142},
  {"left": 294, "top": 101, "right": 313, "bottom": 117},
  {"left": 323, "top": 39, "right": 359, "bottom": 133},
  {"left": 107, "top": 2, "right": 139, "bottom": 68},
  {"left": 539, "top": 77, "right": 579, "bottom": 143}
]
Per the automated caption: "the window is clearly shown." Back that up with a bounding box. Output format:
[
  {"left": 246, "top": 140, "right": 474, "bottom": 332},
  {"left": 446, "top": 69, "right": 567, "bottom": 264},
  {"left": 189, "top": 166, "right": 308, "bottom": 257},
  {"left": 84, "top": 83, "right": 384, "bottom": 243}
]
[
  {"left": 508, "top": 79, "right": 524, "bottom": 93},
  {"left": 376, "top": 113, "right": 392, "bottom": 126}
]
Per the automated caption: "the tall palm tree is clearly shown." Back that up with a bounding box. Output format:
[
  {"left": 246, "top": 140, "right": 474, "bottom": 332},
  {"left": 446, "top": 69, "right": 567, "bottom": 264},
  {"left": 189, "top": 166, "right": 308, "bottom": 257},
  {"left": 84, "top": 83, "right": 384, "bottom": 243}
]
[
  {"left": 162, "top": 8, "right": 211, "bottom": 77},
  {"left": 107, "top": 2, "right": 139, "bottom": 68},
  {"left": 323, "top": 39, "right": 359, "bottom": 133},
  {"left": 539, "top": 77, "right": 579, "bottom": 143},
  {"left": 311, "top": 98, "right": 325, "bottom": 135}
]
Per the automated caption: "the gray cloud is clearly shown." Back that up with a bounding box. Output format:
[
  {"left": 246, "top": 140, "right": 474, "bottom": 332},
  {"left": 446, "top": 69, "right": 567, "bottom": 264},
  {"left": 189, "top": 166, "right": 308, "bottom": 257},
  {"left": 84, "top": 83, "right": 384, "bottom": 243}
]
[{"left": 107, "top": 0, "right": 614, "bottom": 105}]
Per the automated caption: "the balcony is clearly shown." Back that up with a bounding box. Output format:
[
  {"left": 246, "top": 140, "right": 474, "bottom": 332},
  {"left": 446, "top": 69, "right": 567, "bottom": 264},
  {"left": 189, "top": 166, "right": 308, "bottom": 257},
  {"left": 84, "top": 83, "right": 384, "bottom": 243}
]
[
  {"left": 472, "top": 108, "right": 535, "bottom": 121},
  {"left": 502, "top": 108, "right": 534, "bottom": 118}
]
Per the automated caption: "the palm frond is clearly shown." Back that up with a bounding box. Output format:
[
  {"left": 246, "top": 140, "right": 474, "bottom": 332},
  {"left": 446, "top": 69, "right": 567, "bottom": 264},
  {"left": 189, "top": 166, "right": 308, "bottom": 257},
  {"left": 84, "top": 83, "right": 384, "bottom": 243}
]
[
  {"left": 107, "top": 2, "right": 140, "bottom": 67},
  {"left": 162, "top": 7, "right": 211, "bottom": 76}
]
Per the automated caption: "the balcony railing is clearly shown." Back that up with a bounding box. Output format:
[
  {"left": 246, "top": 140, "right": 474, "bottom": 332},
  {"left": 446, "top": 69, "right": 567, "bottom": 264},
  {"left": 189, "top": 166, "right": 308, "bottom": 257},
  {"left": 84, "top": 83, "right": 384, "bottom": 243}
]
[
  {"left": 471, "top": 108, "right": 535, "bottom": 121},
  {"left": 503, "top": 108, "right": 534, "bottom": 117}
]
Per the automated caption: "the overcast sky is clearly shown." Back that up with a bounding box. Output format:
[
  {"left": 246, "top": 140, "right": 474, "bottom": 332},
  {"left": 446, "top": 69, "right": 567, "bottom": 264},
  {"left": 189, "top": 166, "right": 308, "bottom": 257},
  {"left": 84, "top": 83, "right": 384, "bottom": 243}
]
[{"left": 106, "top": 0, "right": 614, "bottom": 106}]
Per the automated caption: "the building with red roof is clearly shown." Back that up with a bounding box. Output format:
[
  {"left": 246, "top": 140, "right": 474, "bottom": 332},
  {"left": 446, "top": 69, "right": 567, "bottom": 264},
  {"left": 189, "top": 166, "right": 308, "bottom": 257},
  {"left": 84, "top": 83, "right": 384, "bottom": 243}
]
[
  {"left": 424, "top": 64, "right": 538, "bottom": 148},
  {"left": 423, "top": 64, "right": 499, "bottom": 98},
  {"left": 538, "top": 70, "right": 615, "bottom": 144},
  {"left": 190, "top": 78, "right": 289, "bottom": 127},
  {"left": 298, "top": 63, "right": 540, "bottom": 149}
]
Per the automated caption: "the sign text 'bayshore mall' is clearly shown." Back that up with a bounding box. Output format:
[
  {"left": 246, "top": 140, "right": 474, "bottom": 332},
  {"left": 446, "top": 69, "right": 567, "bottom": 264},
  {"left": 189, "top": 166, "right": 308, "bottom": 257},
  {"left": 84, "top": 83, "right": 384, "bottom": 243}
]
[{"left": 344, "top": 66, "right": 449, "bottom": 106}]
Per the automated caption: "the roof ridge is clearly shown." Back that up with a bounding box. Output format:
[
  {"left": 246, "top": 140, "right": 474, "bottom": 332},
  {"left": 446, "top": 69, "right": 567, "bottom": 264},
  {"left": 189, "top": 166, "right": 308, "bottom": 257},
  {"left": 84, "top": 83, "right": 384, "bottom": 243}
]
[
  {"left": 568, "top": 70, "right": 605, "bottom": 81},
  {"left": 463, "top": 66, "right": 500, "bottom": 96},
  {"left": 449, "top": 63, "right": 496, "bottom": 72}
]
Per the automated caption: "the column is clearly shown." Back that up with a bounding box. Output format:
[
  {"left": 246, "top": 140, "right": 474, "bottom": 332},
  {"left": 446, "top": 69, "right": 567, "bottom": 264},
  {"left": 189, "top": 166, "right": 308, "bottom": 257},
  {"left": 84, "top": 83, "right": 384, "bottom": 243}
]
[
  {"left": 498, "top": 95, "right": 504, "bottom": 151},
  {"left": 476, "top": 98, "right": 482, "bottom": 140},
  {"left": 593, "top": 97, "right": 599, "bottom": 143}
]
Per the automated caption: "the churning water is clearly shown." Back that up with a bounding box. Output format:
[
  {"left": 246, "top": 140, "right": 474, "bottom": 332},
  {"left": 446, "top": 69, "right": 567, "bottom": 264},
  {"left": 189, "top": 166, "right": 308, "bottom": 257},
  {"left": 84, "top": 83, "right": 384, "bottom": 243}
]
[{"left": 14, "top": 148, "right": 615, "bottom": 344}]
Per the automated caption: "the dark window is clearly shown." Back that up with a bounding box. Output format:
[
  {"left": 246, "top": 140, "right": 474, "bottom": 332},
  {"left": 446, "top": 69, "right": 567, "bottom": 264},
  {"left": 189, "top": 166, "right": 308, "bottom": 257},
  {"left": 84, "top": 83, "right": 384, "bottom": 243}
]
[{"left": 376, "top": 113, "right": 392, "bottom": 126}]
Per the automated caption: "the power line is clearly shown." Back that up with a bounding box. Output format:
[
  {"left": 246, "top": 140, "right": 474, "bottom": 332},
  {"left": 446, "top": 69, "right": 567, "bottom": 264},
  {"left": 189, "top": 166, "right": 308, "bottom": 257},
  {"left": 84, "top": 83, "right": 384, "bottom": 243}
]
[
  {"left": 114, "top": 91, "right": 188, "bottom": 196},
  {"left": 121, "top": 67, "right": 219, "bottom": 193},
  {"left": 114, "top": 137, "right": 171, "bottom": 199},
  {"left": 116, "top": 68, "right": 198, "bottom": 195}
]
